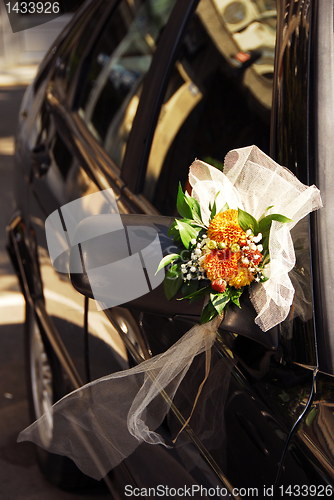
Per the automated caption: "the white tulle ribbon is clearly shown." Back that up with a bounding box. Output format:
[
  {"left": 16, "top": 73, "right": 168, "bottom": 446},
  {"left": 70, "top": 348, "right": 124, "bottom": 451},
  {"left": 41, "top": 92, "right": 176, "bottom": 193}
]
[
  {"left": 17, "top": 145, "right": 322, "bottom": 480},
  {"left": 18, "top": 314, "right": 222, "bottom": 480},
  {"left": 189, "top": 145, "right": 322, "bottom": 331}
]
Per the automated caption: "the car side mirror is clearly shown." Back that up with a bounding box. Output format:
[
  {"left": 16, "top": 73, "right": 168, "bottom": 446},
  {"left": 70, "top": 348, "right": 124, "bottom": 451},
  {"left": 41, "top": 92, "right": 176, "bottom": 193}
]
[{"left": 70, "top": 214, "right": 278, "bottom": 349}]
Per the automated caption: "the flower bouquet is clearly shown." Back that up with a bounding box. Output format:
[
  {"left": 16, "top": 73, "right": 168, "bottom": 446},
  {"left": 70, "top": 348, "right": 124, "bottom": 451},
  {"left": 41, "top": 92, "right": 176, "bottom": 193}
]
[
  {"left": 158, "top": 184, "right": 291, "bottom": 325},
  {"left": 156, "top": 147, "right": 322, "bottom": 331}
]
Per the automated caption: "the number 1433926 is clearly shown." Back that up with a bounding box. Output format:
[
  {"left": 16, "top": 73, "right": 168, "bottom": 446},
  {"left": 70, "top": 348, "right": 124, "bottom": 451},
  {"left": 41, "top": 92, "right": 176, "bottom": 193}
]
[{"left": 5, "top": 2, "right": 60, "bottom": 14}]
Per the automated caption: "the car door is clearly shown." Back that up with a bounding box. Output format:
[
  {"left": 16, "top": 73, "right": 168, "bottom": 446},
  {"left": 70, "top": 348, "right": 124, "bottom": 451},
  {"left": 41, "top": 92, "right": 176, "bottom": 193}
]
[
  {"left": 61, "top": 0, "right": 239, "bottom": 495},
  {"left": 113, "top": 0, "right": 319, "bottom": 494},
  {"left": 29, "top": 0, "right": 226, "bottom": 496}
]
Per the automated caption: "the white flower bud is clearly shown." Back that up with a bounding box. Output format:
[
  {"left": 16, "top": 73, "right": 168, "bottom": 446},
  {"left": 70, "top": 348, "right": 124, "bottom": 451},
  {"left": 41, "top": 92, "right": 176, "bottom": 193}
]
[
  {"left": 253, "top": 233, "right": 262, "bottom": 243},
  {"left": 190, "top": 238, "right": 197, "bottom": 245},
  {"left": 207, "top": 240, "right": 217, "bottom": 250}
]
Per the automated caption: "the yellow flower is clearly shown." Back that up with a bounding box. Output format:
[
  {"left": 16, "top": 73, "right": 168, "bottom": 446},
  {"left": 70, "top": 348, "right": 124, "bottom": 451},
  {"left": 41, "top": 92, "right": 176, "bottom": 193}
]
[
  {"left": 207, "top": 209, "right": 246, "bottom": 246},
  {"left": 228, "top": 268, "right": 254, "bottom": 289}
]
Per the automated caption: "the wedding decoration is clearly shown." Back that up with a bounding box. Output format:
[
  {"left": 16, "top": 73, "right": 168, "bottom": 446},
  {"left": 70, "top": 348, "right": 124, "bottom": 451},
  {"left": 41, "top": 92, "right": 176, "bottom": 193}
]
[
  {"left": 17, "top": 146, "right": 322, "bottom": 481},
  {"left": 157, "top": 188, "right": 291, "bottom": 327}
]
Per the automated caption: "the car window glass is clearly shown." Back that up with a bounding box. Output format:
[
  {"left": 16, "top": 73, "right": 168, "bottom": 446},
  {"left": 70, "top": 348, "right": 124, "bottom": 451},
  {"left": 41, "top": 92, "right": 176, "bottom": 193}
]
[
  {"left": 76, "top": 0, "right": 177, "bottom": 169},
  {"left": 143, "top": 0, "right": 276, "bottom": 215},
  {"left": 55, "top": 2, "right": 107, "bottom": 94},
  {"left": 52, "top": 132, "right": 74, "bottom": 180}
]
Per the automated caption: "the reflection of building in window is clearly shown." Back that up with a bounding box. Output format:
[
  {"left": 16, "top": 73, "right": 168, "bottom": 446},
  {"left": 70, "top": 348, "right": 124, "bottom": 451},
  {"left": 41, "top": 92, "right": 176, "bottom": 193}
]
[
  {"left": 210, "top": 0, "right": 276, "bottom": 109},
  {"left": 144, "top": 0, "right": 276, "bottom": 216},
  {"left": 77, "top": 0, "right": 177, "bottom": 170},
  {"left": 145, "top": 63, "right": 203, "bottom": 201}
]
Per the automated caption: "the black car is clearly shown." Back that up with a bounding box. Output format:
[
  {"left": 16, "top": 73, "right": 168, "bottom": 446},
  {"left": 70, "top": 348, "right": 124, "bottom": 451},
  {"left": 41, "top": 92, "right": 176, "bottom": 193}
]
[{"left": 7, "top": 0, "right": 334, "bottom": 498}]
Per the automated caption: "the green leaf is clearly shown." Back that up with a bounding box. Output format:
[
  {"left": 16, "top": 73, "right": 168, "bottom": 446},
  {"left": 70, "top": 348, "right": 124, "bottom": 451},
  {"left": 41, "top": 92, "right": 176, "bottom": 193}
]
[
  {"left": 179, "top": 285, "right": 212, "bottom": 302},
  {"left": 177, "top": 183, "right": 192, "bottom": 219},
  {"left": 238, "top": 208, "right": 259, "bottom": 234},
  {"left": 210, "top": 292, "right": 230, "bottom": 315},
  {"left": 209, "top": 191, "right": 220, "bottom": 221},
  {"left": 260, "top": 276, "right": 269, "bottom": 283},
  {"left": 164, "top": 264, "right": 183, "bottom": 300},
  {"left": 175, "top": 220, "right": 200, "bottom": 249},
  {"left": 258, "top": 205, "right": 274, "bottom": 222},
  {"left": 226, "top": 286, "right": 244, "bottom": 308},
  {"left": 168, "top": 220, "right": 181, "bottom": 241},
  {"left": 261, "top": 233, "right": 270, "bottom": 254},
  {"left": 259, "top": 214, "right": 292, "bottom": 234},
  {"left": 200, "top": 300, "right": 219, "bottom": 324},
  {"left": 155, "top": 253, "right": 180, "bottom": 274},
  {"left": 182, "top": 279, "right": 199, "bottom": 297},
  {"left": 185, "top": 191, "right": 203, "bottom": 223}
]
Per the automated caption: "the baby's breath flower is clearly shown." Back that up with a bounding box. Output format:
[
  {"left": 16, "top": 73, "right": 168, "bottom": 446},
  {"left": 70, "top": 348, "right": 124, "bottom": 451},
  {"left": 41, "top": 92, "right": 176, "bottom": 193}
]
[
  {"left": 253, "top": 233, "right": 262, "bottom": 243},
  {"left": 190, "top": 266, "right": 196, "bottom": 273},
  {"left": 257, "top": 244, "right": 263, "bottom": 252},
  {"left": 190, "top": 238, "right": 197, "bottom": 246},
  {"left": 186, "top": 273, "right": 192, "bottom": 280}
]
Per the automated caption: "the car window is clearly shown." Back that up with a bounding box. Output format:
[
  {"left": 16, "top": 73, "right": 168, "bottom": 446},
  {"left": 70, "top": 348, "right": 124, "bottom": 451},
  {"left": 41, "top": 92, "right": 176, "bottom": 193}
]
[
  {"left": 53, "top": 1, "right": 107, "bottom": 95},
  {"left": 143, "top": 0, "right": 276, "bottom": 215},
  {"left": 75, "top": 0, "right": 177, "bottom": 170}
]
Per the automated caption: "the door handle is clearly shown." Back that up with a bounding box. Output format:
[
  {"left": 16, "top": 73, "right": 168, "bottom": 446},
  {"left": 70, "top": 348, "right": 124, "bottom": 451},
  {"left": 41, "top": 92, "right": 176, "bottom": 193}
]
[{"left": 30, "top": 144, "right": 51, "bottom": 178}]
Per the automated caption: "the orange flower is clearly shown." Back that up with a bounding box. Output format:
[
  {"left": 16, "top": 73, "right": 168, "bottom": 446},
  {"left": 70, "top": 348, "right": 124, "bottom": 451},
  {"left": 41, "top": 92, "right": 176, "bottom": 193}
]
[
  {"left": 207, "top": 209, "right": 246, "bottom": 246},
  {"left": 204, "top": 249, "right": 240, "bottom": 282},
  {"left": 203, "top": 209, "right": 260, "bottom": 289}
]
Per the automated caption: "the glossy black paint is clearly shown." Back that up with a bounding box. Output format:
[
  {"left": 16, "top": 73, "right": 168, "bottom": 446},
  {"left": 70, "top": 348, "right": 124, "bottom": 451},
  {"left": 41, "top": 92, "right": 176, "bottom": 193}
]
[{"left": 7, "top": 0, "right": 334, "bottom": 497}]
